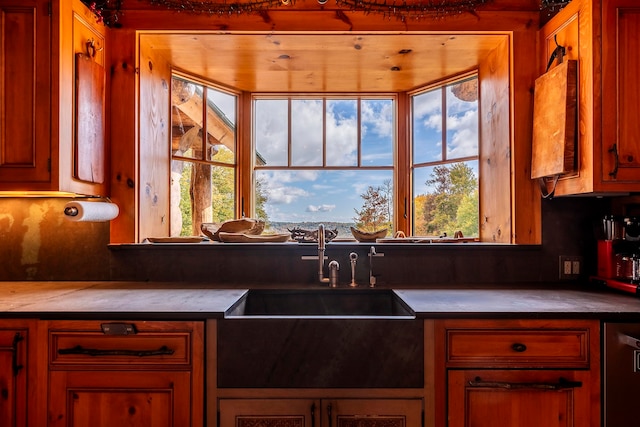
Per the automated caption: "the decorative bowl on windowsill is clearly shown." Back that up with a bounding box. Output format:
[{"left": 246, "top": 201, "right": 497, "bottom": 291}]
[{"left": 350, "top": 227, "right": 388, "bottom": 242}]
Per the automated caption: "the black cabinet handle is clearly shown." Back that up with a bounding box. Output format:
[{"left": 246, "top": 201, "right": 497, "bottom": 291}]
[
  {"left": 469, "top": 376, "right": 582, "bottom": 390},
  {"left": 609, "top": 143, "right": 619, "bottom": 178},
  {"left": 511, "top": 342, "right": 527, "bottom": 352},
  {"left": 310, "top": 402, "right": 316, "bottom": 427},
  {"left": 58, "top": 345, "right": 174, "bottom": 357},
  {"left": 327, "top": 403, "right": 332, "bottom": 427},
  {"left": 1, "top": 333, "right": 24, "bottom": 376}
]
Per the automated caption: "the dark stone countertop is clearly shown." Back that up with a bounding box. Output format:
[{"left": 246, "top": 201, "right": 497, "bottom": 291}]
[
  {"left": 0, "top": 281, "right": 246, "bottom": 319},
  {"left": 396, "top": 287, "right": 640, "bottom": 320},
  {"left": 0, "top": 281, "right": 639, "bottom": 320}
]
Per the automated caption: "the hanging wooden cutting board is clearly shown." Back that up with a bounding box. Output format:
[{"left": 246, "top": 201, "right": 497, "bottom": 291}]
[
  {"left": 75, "top": 52, "right": 105, "bottom": 184},
  {"left": 531, "top": 59, "right": 578, "bottom": 179}
]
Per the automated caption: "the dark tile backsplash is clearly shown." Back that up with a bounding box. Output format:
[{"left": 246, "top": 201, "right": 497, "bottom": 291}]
[{"left": 0, "top": 196, "right": 609, "bottom": 284}]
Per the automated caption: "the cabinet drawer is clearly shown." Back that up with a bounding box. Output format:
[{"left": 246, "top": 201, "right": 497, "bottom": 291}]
[
  {"left": 49, "top": 321, "right": 196, "bottom": 368},
  {"left": 446, "top": 328, "right": 590, "bottom": 368}
]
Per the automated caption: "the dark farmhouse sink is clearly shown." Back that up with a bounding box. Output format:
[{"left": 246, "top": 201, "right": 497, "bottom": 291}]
[
  {"left": 224, "top": 288, "right": 415, "bottom": 319},
  {"left": 218, "top": 289, "right": 422, "bottom": 388}
]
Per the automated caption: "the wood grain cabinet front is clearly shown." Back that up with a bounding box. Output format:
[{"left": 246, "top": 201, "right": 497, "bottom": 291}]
[
  {"left": 0, "top": 0, "right": 108, "bottom": 195},
  {"left": 218, "top": 398, "right": 423, "bottom": 427},
  {"left": 437, "top": 319, "right": 600, "bottom": 427},
  {"left": 538, "top": 0, "right": 640, "bottom": 196},
  {"left": 0, "top": 320, "right": 38, "bottom": 427},
  {"left": 46, "top": 320, "right": 204, "bottom": 427}
]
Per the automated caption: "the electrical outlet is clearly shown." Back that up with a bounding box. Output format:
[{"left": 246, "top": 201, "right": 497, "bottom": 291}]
[{"left": 559, "top": 255, "right": 583, "bottom": 280}]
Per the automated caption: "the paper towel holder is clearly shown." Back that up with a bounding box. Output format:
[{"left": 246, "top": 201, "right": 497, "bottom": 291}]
[{"left": 64, "top": 206, "right": 79, "bottom": 217}]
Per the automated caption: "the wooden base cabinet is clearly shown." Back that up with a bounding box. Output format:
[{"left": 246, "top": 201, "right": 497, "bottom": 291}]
[
  {"left": 0, "top": 320, "right": 37, "bottom": 427},
  {"left": 438, "top": 319, "right": 600, "bottom": 427},
  {"left": 46, "top": 320, "right": 204, "bottom": 427},
  {"left": 219, "top": 398, "right": 423, "bottom": 427},
  {"left": 448, "top": 370, "right": 592, "bottom": 427}
]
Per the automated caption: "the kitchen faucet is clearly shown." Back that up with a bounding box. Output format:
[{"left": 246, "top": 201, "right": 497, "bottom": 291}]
[{"left": 302, "top": 224, "right": 339, "bottom": 287}]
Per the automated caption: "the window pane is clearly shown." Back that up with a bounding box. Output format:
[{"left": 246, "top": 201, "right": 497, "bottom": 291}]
[
  {"left": 446, "top": 79, "right": 478, "bottom": 160},
  {"left": 255, "top": 99, "right": 288, "bottom": 166},
  {"left": 361, "top": 99, "right": 394, "bottom": 166},
  {"left": 326, "top": 99, "right": 357, "bottom": 166},
  {"left": 171, "top": 76, "right": 204, "bottom": 160},
  {"left": 292, "top": 99, "right": 323, "bottom": 166},
  {"left": 412, "top": 160, "right": 478, "bottom": 237},
  {"left": 255, "top": 169, "right": 393, "bottom": 237},
  {"left": 206, "top": 87, "right": 236, "bottom": 164},
  {"left": 412, "top": 89, "right": 442, "bottom": 164},
  {"left": 171, "top": 159, "right": 236, "bottom": 237}
]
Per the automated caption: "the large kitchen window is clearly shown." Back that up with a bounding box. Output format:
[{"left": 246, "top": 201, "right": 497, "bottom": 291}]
[
  {"left": 170, "top": 74, "right": 238, "bottom": 236},
  {"left": 253, "top": 96, "right": 395, "bottom": 238},
  {"left": 411, "top": 75, "right": 479, "bottom": 237},
  {"left": 168, "top": 72, "right": 481, "bottom": 240}
]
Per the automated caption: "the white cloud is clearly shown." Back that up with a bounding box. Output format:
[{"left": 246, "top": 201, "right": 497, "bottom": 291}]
[
  {"left": 447, "top": 110, "right": 479, "bottom": 158},
  {"left": 267, "top": 185, "right": 310, "bottom": 205},
  {"left": 361, "top": 100, "right": 393, "bottom": 139},
  {"left": 325, "top": 101, "right": 358, "bottom": 166},
  {"left": 306, "top": 204, "right": 336, "bottom": 212},
  {"left": 413, "top": 91, "right": 441, "bottom": 119}
]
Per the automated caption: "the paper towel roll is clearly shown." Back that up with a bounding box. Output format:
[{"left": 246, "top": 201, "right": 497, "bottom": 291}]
[{"left": 63, "top": 201, "right": 119, "bottom": 222}]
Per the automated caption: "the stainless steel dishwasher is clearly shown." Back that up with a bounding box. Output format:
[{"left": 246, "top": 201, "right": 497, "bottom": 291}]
[{"left": 604, "top": 322, "right": 640, "bottom": 426}]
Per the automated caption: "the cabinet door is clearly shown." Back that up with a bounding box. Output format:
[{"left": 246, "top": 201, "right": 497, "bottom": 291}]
[
  {"left": 448, "top": 370, "right": 592, "bottom": 427},
  {"left": 48, "top": 370, "right": 192, "bottom": 427},
  {"left": 47, "top": 320, "right": 204, "bottom": 427},
  {"left": 218, "top": 398, "right": 318, "bottom": 427},
  {"left": 0, "top": 328, "right": 29, "bottom": 427},
  {"left": 0, "top": 0, "right": 51, "bottom": 186},
  {"left": 602, "top": 0, "right": 640, "bottom": 182},
  {"left": 325, "top": 399, "right": 423, "bottom": 427}
]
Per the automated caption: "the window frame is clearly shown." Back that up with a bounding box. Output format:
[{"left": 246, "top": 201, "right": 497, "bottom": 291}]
[
  {"left": 409, "top": 72, "right": 480, "bottom": 237},
  {"left": 249, "top": 94, "right": 398, "bottom": 232},
  {"left": 169, "top": 71, "right": 241, "bottom": 235}
]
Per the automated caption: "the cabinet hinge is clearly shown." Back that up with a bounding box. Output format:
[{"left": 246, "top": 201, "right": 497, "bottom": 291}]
[
  {"left": 47, "top": 2, "right": 52, "bottom": 16},
  {"left": 47, "top": 158, "right": 51, "bottom": 172}
]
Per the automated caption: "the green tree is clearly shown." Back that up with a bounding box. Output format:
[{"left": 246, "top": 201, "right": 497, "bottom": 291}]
[
  {"left": 254, "top": 177, "right": 269, "bottom": 224},
  {"left": 422, "top": 163, "right": 478, "bottom": 236},
  {"left": 354, "top": 184, "right": 391, "bottom": 232},
  {"left": 210, "top": 148, "right": 235, "bottom": 223},
  {"left": 179, "top": 163, "right": 193, "bottom": 236},
  {"left": 456, "top": 188, "right": 479, "bottom": 237}
]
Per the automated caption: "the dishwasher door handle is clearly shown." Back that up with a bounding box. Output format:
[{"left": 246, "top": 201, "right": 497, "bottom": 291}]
[{"left": 618, "top": 333, "right": 640, "bottom": 349}]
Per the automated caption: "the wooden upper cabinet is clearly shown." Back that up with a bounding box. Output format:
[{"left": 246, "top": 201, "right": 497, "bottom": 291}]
[
  {"left": 538, "top": 0, "right": 640, "bottom": 196},
  {"left": 0, "top": 0, "right": 51, "bottom": 186},
  {"left": 0, "top": 0, "right": 108, "bottom": 195},
  {"left": 602, "top": 0, "right": 640, "bottom": 184}
]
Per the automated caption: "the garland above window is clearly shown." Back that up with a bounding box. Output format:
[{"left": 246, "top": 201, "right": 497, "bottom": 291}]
[
  {"left": 82, "top": 0, "right": 572, "bottom": 27},
  {"left": 540, "top": 0, "right": 571, "bottom": 14},
  {"left": 144, "top": 0, "right": 494, "bottom": 21}
]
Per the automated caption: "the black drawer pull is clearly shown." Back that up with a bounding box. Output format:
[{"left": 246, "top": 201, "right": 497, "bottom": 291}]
[
  {"left": 58, "top": 345, "right": 174, "bottom": 357},
  {"left": 469, "top": 376, "right": 582, "bottom": 390},
  {"left": 0, "top": 333, "right": 24, "bottom": 376},
  {"left": 511, "top": 342, "right": 527, "bottom": 352}
]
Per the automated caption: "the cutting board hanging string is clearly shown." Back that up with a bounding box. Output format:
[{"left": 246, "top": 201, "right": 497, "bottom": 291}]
[{"left": 539, "top": 35, "right": 567, "bottom": 199}]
